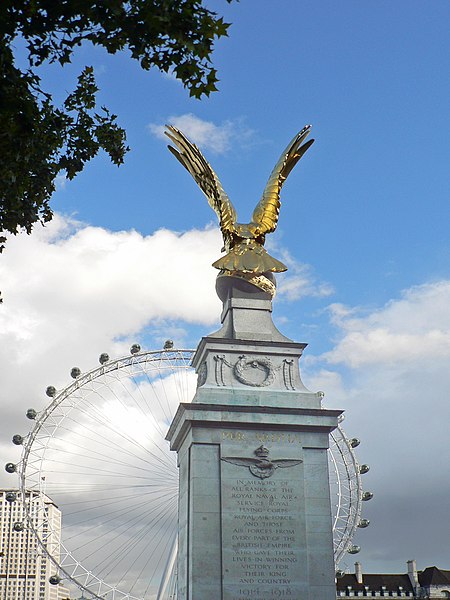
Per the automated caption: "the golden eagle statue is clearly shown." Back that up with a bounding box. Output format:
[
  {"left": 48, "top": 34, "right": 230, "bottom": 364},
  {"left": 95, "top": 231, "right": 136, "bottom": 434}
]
[{"left": 165, "top": 124, "right": 314, "bottom": 276}]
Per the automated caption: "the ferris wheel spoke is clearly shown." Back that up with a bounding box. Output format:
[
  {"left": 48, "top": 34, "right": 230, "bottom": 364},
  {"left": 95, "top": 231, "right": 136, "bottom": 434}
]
[
  {"left": 73, "top": 493, "right": 174, "bottom": 558},
  {"left": 65, "top": 489, "right": 177, "bottom": 525},
  {"left": 127, "top": 503, "right": 179, "bottom": 594},
  {"left": 96, "top": 497, "right": 178, "bottom": 578},
  {"left": 77, "top": 380, "right": 170, "bottom": 442},
  {"left": 57, "top": 485, "right": 178, "bottom": 513},
  {"left": 39, "top": 446, "right": 176, "bottom": 479},
  {"left": 41, "top": 452, "right": 175, "bottom": 480},
  {"left": 64, "top": 396, "right": 173, "bottom": 464},
  {"left": 88, "top": 499, "right": 178, "bottom": 594},
  {"left": 51, "top": 409, "right": 176, "bottom": 473},
  {"left": 126, "top": 374, "right": 173, "bottom": 432}
]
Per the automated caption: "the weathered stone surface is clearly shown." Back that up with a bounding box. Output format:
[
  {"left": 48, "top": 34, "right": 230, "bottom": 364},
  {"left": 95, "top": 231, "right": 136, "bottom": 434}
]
[{"left": 167, "top": 405, "right": 340, "bottom": 600}]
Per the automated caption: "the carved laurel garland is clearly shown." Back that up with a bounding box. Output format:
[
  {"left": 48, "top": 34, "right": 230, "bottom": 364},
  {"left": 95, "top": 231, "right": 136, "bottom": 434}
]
[
  {"left": 234, "top": 355, "right": 275, "bottom": 387},
  {"left": 196, "top": 362, "right": 207, "bottom": 388}
]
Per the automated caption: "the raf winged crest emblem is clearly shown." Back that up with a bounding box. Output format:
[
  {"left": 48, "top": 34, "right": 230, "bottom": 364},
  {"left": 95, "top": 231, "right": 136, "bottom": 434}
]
[
  {"left": 221, "top": 445, "right": 302, "bottom": 479},
  {"left": 165, "top": 125, "right": 314, "bottom": 277}
]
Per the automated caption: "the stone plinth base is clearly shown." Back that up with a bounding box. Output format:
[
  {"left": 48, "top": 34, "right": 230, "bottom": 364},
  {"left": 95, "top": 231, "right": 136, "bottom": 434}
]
[{"left": 167, "top": 402, "right": 341, "bottom": 600}]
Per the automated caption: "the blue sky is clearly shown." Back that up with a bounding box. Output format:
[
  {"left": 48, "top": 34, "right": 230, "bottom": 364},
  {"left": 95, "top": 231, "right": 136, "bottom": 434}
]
[
  {"left": 48, "top": 0, "right": 449, "bottom": 315},
  {"left": 1, "top": 0, "right": 450, "bottom": 584}
]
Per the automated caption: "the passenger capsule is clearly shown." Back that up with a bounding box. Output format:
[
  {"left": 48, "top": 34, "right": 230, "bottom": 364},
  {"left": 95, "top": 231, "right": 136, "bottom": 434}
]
[
  {"left": 99, "top": 353, "right": 109, "bottom": 365},
  {"left": 358, "top": 519, "right": 370, "bottom": 528},
  {"left": 13, "top": 522, "right": 24, "bottom": 532},
  {"left": 130, "top": 344, "right": 141, "bottom": 355},
  {"left": 362, "top": 491, "right": 374, "bottom": 501},
  {"left": 5, "top": 492, "right": 16, "bottom": 502},
  {"left": 12, "top": 435, "right": 23, "bottom": 445},
  {"left": 5, "top": 463, "right": 16, "bottom": 473},
  {"left": 46, "top": 386, "right": 56, "bottom": 397},
  {"left": 350, "top": 438, "right": 360, "bottom": 448},
  {"left": 359, "top": 464, "right": 370, "bottom": 474},
  {"left": 49, "top": 575, "right": 61, "bottom": 585},
  {"left": 26, "top": 409, "right": 37, "bottom": 420},
  {"left": 348, "top": 545, "right": 361, "bottom": 554},
  {"left": 70, "top": 367, "right": 81, "bottom": 379}
]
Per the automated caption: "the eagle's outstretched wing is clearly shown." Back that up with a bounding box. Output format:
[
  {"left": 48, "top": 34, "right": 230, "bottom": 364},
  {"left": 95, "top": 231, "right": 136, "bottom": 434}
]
[
  {"left": 165, "top": 126, "right": 237, "bottom": 241},
  {"left": 252, "top": 125, "right": 314, "bottom": 235}
]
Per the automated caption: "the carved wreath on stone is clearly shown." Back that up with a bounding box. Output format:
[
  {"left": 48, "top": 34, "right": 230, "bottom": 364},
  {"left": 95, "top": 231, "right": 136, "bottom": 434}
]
[{"left": 234, "top": 355, "right": 275, "bottom": 387}]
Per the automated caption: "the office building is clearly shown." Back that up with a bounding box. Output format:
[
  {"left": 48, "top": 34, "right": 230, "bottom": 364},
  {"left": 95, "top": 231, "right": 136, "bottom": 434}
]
[{"left": 0, "top": 489, "right": 70, "bottom": 600}]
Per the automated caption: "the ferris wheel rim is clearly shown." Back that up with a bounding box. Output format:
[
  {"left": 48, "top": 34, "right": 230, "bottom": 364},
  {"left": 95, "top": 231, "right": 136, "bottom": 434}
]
[
  {"left": 18, "top": 349, "right": 194, "bottom": 600},
  {"left": 329, "top": 425, "right": 364, "bottom": 565}
]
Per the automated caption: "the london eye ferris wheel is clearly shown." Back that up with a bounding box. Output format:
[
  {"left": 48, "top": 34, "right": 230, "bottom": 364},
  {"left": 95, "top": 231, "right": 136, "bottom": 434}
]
[{"left": 5, "top": 343, "right": 372, "bottom": 600}]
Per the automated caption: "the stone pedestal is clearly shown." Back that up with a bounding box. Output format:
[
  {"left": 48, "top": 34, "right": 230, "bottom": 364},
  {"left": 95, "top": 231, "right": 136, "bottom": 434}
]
[{"left": 166, "top": 275, "right": 342, "bottom": 600}]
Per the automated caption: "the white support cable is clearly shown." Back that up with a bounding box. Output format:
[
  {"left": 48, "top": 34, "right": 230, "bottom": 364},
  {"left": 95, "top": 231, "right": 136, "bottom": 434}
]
[{"left": 157, "top": 537, "right": 178, "bottom": 600}]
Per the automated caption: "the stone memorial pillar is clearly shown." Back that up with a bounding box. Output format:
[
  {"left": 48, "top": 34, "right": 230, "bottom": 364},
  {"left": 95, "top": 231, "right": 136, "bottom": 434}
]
[{"left": 167, "top": 276, "right": 341, "bottom": 600}]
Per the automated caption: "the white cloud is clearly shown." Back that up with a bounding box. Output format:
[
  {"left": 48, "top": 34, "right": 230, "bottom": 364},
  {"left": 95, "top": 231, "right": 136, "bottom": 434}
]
[
  {"left": 0, "top": 215, "right": 222, "bottom": 477},
  {"left": 55, "top": 172, "right": 67, "bottom": 190},
  {"left": 277, "top": 269, "right": 333, "bottom": 302},
  {"left": 304, "top": 280, "right": 450, "bottom": 572},
  {"left": 148, "top": 113, "right": 254, "bottom": 154},
  {"left": 324, "top": 281, "right": 450, "bottom": 367},
  {"left": 1, "top": 214, "right": 221, "bottom": 328},
  {"left": 274, "top": 248, "right": 334, "bottom": 301}
]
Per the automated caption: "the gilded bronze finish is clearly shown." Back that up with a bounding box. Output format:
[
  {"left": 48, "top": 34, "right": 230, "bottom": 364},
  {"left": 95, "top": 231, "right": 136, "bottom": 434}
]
[{"left": 165, "top": 124, "right": 314, "bottom": 276}]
